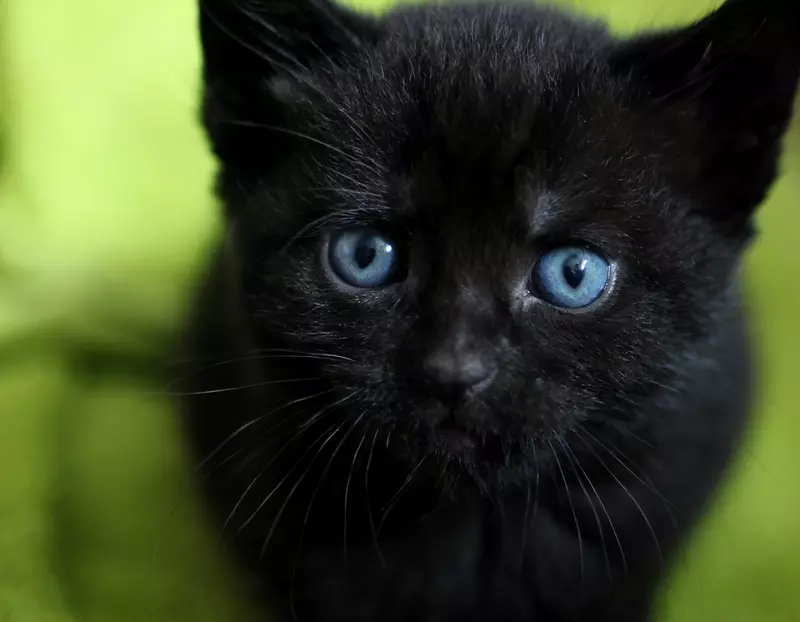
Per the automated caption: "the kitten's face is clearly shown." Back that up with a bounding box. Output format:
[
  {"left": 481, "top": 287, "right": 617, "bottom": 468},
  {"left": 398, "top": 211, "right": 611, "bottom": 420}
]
[{"left": 200, "top": 1, "right": 799, "bottom": 488}]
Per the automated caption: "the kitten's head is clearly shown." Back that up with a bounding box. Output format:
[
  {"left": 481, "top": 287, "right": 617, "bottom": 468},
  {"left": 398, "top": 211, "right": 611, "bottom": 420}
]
[{"left": 198, "top": 0, "right": 799, "bottom": 489}]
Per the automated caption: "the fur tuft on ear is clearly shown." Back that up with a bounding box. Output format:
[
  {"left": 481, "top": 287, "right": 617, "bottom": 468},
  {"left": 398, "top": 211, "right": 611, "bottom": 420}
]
[
  {"left": 198, "top": 0, "right": 377, "bottom": 178},
  {"left": 611, "top": 0, "right": 800, "bottom": 230}
]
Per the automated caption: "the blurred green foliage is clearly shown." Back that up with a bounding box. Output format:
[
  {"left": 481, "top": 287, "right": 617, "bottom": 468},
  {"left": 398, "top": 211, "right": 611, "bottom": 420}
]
[{"left": 0, "top": 1, "right": 796, "bottom": 621}]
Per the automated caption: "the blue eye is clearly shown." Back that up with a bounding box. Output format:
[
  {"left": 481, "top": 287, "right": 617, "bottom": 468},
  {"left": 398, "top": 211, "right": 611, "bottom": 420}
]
[
  {"left": 327, "top": 228, "right": 403, "bottom": 288},
  {"left": 530, "top": 246, "right": 611, "bottom": 309}
]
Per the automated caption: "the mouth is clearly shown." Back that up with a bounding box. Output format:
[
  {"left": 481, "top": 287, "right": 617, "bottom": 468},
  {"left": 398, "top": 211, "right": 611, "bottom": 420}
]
[
  {"left": 429, "top": 409, "right": 515, "bottom": 468},
  {"left": 436, "top": 419, "right": 478, "bottom": 453},
  {"left": 431, "top": 411, "right": 486, "bottom": 457}
]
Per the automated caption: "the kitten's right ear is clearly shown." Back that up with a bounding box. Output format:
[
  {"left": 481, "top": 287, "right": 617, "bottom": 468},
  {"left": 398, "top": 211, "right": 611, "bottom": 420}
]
[
  {"left": 610, "top": 0, "right": 800, "bottom": 234},
  {"left": 199, "top": 0, "right": 377, "bottom": 169}
]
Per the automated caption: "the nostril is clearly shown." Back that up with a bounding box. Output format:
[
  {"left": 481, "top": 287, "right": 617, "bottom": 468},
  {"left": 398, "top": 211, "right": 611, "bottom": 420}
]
[
  {"left": 456, "top": 356, "right": 496, "bottom": 388},
  {"left": 422, "top": 350, "right": 497, "bottom": 396},
  {"left": 471, "top": 366, "right": 498, "bottom": 392}
]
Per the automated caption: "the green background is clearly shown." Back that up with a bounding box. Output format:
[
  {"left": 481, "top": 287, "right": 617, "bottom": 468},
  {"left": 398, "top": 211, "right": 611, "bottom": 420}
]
[{"left": 0, "top": 1, "right": 797, "bottom": 621}]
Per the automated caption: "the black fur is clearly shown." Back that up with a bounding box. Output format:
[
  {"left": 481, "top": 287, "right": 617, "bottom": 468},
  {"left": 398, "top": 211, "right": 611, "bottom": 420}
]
[{"left": 182, "top": 1, "right": 800, "bottom": 620}]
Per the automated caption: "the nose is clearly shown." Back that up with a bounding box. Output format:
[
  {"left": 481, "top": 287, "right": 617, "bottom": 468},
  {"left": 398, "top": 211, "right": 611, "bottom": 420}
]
[
  {"left": 422, "top": 346, "right": 498, "bottom": 401},
  {"left": 419, "top": 284, "right": 501, "bottom": 402}
]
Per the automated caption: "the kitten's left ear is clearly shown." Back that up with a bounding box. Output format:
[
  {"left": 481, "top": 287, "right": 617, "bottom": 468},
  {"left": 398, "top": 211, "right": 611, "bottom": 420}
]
[
  {"left": 199, "top": 0, "right": 378, "bottom": 175},
  {"left": 611, "top": 0, "right": 800, "bottom": 231}
]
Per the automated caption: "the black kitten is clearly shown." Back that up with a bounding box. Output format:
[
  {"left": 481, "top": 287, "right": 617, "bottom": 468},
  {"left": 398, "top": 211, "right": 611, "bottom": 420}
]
[{"left": 183, "top": 1, "right": 800, "bottom": 620}]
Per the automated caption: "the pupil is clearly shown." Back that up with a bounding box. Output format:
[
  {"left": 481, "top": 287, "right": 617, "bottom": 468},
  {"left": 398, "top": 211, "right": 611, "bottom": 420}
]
[
  {"left": 355, "top": 239, "right": 377, "bottom": 269},
  {"left": 562, "top": 254, "right": 588, "bottom": 288}
]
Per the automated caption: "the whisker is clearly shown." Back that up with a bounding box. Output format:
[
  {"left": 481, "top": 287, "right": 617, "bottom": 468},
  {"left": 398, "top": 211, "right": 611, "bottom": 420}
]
[
  {"left": 259, "top": 418, "right": 353, "bottom": 559},
  {"left": 574, "top": 427, "right": 663, "bottom": 566},
  {"left": 205, "top": 446, "right": 249, "bottom": 477},
  {"left": 343, "top": 425, "right": 370, "bottom": 564},
  {"left": 291, "top": 410, "right": 365, "bottom": 614},
  {"left": 518, "top": 480, "right": 531, "bottom": 575},
  {"left": 617, "top": 427, "right": 658, "bottom": 453},
  {"left": 237, "top": 418, "right": 340, "bottom": 536},
  {"left": 365, "top": 427, "right": 386, "bottom": 568},
  {"left": 384, "top": 428, "right": 393, "bottom": 450},
  {"left": 377, "top": 456, "right": 428, "bottom": 537},
  {"left": 254, "top": 347, "right": 356, "bottom": 363},
  {"left": 602, "top": 437, "right": 681, "bottom": 533},
  {"left": 297, "top": 390, "right": 357, "bottom": 432},
  {"left": 433, "top": 459, "right": 448, "bottom": 489},
  {"left": 194, "top": 388, "right": 335, "bottom": 473},
  {"left": 532, "top": 442, "right": 541, "bottom": 525},
  {"left": 166, "top": 376, "right": 324, "bottom": 397},
  {"left": 223, "top": 397, "right": 345, "bottom": 533},
  {"left": 548, "top": 437, "right": 584, "bottom": 589},
  {"left": 166, "top": 352, "right": 355, "bottom": 387},
  {"left": 580, "top": 426, "right": 682, "bottom": 524},
  {"left": 563, "top": 440, "right": 628, "bottom": 574},
  {"left": 558, "top": 434, "right": 611, "bottom": 581},
  {"left": 300, "top": 411, "right": 364, "bottom": 551}
]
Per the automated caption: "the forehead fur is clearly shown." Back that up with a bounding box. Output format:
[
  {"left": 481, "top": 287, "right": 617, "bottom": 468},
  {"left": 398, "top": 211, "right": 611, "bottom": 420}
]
[
  {"left": 303, "top": 5, "right": 617, "bottom": 169},
  {"left": 203, "top": 0, "right": 798, "bottom": 260}
]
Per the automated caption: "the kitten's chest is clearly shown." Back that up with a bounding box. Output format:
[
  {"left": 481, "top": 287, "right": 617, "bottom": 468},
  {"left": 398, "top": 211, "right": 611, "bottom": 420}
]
[{"left": 289, "top": 503, "right": 542, "bottom": 622}]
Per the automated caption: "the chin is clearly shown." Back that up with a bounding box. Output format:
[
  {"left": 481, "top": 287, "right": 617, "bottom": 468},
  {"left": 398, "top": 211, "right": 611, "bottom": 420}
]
[{"left": 375, "top": 402, "right": 539, "bottom": 495}]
